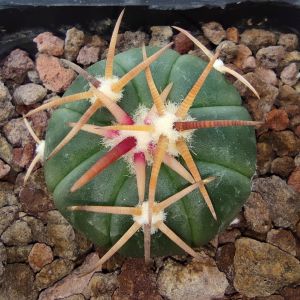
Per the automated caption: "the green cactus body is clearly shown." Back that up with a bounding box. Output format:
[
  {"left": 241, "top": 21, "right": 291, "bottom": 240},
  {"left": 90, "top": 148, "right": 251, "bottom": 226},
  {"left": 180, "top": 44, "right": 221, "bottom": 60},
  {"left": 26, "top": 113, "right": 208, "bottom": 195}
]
[{"left": 44, "top": 47, "right": 256, "bottom": 257}]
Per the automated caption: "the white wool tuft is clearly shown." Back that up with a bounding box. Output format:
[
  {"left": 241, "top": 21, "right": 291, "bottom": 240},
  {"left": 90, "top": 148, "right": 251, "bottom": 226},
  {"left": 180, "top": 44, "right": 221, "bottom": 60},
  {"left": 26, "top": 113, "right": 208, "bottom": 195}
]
[
  {"left": 36, "top": 140, "right": 45, "bottom": 159},
  {"left": 90, "top": 76, "right": 123, "bottom": 103},
  {"left": 133, "top": 201, "right": 166, "bottom": 234},
  {"left": 213, "top": 59, "right": 225, "bottom": 73}
]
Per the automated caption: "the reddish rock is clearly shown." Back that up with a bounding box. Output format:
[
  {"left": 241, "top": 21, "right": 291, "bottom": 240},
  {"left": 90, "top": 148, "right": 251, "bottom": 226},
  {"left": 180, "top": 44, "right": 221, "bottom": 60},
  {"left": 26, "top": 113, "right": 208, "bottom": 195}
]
[
  {"left": 0, "top": 49, "right": 34, "bottom": 84},
  {"left": 256, "top": 46, "right": 285, "bottom": 69},
  {"left": 0, "top": 159, "right": 10, "bottom": 178},
  {"left": 64, "top": 27, "right": 85, "bottom": 61},
  {"left": 254, "top": 67, "right": 278, "bottom": 86},
  {"left": 76, "top": 46, "right": 100, "bottom": 66},
  {"left": 233, "top": 44, "right": 252, "bottom": 68},
  {"left": 244, "top": 192, "right": 272, "bottom": 234},
  {"left": 27, "top": 110, "right": 48, "bottom": 139},
  {"left": 266, "top": 109, "right": 289, "bottom": 131},
  {"left": 267, "top": 229, "right": 297, "bottom": 256},
  {"left": 202, "top": 21, "right": 226, "bottom": 45},
  {"left": 240, "top": 29, "right": 277, "bottom": 52},
  {"left": 278, "top": 33, "right": 298, "bottom": 51},
  {"left": 113, "top": 258, "right": 161, "bottom": 299},
  {"left": 271, "top": 156, "right": 295, "bottom": 177},
  {"left": 174, "top": 32, "right": 194, "bottom": 54},
  {"left": 288, "top": 167, "right": 300, "bottom": 193},
  {"left": 36, "top": 54, "right": 76, "bottom": 92},
  {"left": 226, "top": 27, "right": 239, "bottom": 43},
  {"left": 12, "top": 143, "right": 35, "bottom": 168},
  {"left": 280, "top": 63, "right": 299, "bottom": 86},
  {"left": 33, "top": 32, "right": 64, "bottom": 56},
  {"left": 28, "top": 243, "right": 53, "bottom": 272}
]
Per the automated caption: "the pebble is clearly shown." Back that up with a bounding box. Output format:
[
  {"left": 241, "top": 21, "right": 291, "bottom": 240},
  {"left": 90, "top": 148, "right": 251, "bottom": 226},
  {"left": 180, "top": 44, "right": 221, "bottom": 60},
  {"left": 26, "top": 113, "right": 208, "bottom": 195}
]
[
  {"left": 201, "top": 21, "right": 226, "bottom": 45},
  {"left": 254, "top": 67, "right": 278, "bottom": 86},
  {"left": 0, "top": 159, "right": 10, "bottom": 178},
  {"left": 0, "top": 205, "right": 18, "bottom": 235},
  {"left": 0, "top": 263, "right": 38, "bottom": 300},
  {"left": 64, "top": 27, "right": 85, "bottom": 61},
  {"left": 267, "top": 229, "right": 297, "bottom": 256},
  {"left": 234, "top": 238, "right": 300, "bottom": 297},
  {"left": 0, "top": 49, "right": 34, "bottom": 84},
  {"left": 36, "top": 54, "right": 76, "bottom": 92},
  {"left": 28, "top": 243, "right": 53, "bottom": 272},
  {"left": 240, "top": 29, "right": 277, "bottom": 52},
  {"left": 215, "top": 243, "right": 236, "bottom": 283},
  {"left": 280, "top": 286, "right": 300, "bottom": 299},
  {"left": 158, "top": 254, "right": 228, "bottom": 300},
  {"left": 113, "top": 258, "right": 160, "bottom": 299},
  {"left": 216, "top": 40, "right": 238, "bottom": 63},
  {"left": 280, "top": 63, "right": 299, "bottom": 86},
  {"left": 174, "top": 32, "right": 194, "bottom": 54},
  {"left": 233, "top": 44, "right": 252, "bottom": 68},
  {"left": 252, "top": 176, "right": 300, "bottom": 229},
  {"left": 27, "top": 69, "right": 41, "bottom": 84},
  {"left": 241, "top": 55, "right": 256, "bottom": 72},
  {"left": 118, "top": 31, "right": 149, "bottom": 52},
  {"left": 256, "top": 46, "right": 285, "bottom": 69},
  {"left": 149, "top": 26, "right": 173, "bottom": 47},
  {"left": 288, "top": 166, "right": 300, "bottom": 192},
  {"left": 280, "top": 50, "right": 300, "bottom": 70},
  {"left": 33, "top": 32, "right": 64, "bottom": 56},
  {"left": 278, "top": 33, "right": 299, "bottom": 51},
  {"left": 1, "top": 220, "right": 32, "bottom": 246},
  {"left": 226, "top": 27, "right": 239, "bottom": 43},
  {"left": 271, "top": 156, "right": 295, "bottom": 177},
  {"left": 266, "top": 109, "right": 289, "bottom": 131},
  {"left": 3, "top": 117, "right": 32, "bottom": 147},
  {"left": 244, "top": 192, "right": 272, "bottom": 234},
  {"left": 19, "top": 168, "right": 54, "bottom": 216},
  {"left": 271, "top": 130, "right": 300, "bottom": 157},
  {"left": 13, "top": 83, "right": 47, "bottom": 105},
  {"left": 218, "top": 228, "right": 241, "bottom": 245},
  {"left": 12, "top": 142, "right": 35, "bottom": 169},
  {"left": 256, "top": 142, "right": 274, "bottom": 175},
  {"left": 46, "top": 223, "right": 77, "bottom": 259},
  {"left": 234, "top": 73, "right": 279, "bottom": 120},
  {"left": 6, "top": 244, "right": 32, "bottom": 263},
  {"left": 0, "top": 182, "right": 17, "bottom": 208},
  {"left": 22, "top": 215, "right": 47, "bottom": 244},
  {"left": 39, "top": 253, "right": 99, "bottom": 300},
  {"left": 0, "top": 81, "right": 14, "bottom": 125},
  {"left": 76, "top": 45, "right": 100, "bottom": 66},
  {"left": 278, "top": 84, "right": 299, "bottom": 106},
  {"left": 35, "top": 258, "right": 74, "bottom": 290}
]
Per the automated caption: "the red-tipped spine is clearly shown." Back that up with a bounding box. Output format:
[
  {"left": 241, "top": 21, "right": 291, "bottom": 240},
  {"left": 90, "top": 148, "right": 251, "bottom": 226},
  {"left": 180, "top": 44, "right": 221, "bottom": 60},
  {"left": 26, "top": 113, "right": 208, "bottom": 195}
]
[
  {"left": 71, "top": 137, "right": 137, "bottom": 192},
  {"left": 174, "top": 120, "right": 263, "bottom": 131}
]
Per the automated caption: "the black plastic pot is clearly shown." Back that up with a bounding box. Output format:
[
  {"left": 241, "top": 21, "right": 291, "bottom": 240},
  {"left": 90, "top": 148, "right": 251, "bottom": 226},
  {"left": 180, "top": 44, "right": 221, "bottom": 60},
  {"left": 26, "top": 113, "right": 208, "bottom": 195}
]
[{"left": 0, "top": 1, "right": 299, "bottom": 58}]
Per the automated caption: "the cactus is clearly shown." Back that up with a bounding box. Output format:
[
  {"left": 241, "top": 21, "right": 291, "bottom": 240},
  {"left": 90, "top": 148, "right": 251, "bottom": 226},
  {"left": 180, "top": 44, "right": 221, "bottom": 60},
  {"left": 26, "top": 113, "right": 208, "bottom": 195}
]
[{"left": 25, "top": 11, "right": 260, "bottom": 275}]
